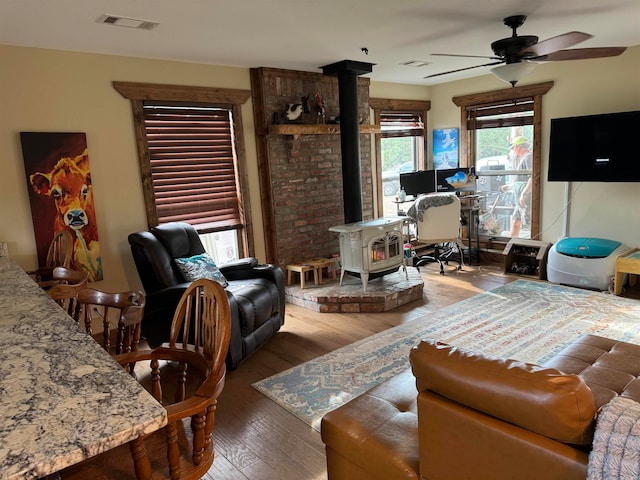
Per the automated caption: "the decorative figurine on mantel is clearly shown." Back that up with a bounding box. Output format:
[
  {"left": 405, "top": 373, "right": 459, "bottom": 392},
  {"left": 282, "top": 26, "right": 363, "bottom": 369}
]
[
  {"left": 284, "top": 102, "right": 304, "bottom": 123},
  {"left": 315, "top": 92, "right": 326, "bottom": 124},
  {"left": 302, "top": 94, "right": 311, "bottom": 113}
]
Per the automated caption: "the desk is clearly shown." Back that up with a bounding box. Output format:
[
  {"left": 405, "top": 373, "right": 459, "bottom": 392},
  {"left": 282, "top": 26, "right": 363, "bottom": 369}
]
[
  {"left": 0, "top": 256, "right": 167, "bottom": 480},
  {"left": 614, "top": 248, "right": 640, "bottom": 295}
]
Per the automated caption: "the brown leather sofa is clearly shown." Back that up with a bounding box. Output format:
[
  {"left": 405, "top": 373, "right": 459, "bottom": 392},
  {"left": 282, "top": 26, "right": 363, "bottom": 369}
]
[{"left": 321, "top": 334, "right": 640, "bottom": 480}]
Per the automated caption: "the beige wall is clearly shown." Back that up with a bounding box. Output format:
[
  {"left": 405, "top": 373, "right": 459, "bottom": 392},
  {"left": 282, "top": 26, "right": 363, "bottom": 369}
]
[
  {"left": 2, "top": 44, "right": 639, "bottom": 293},
  {"left": 0, "top": 45, "right": 262, "bottom": 292}
]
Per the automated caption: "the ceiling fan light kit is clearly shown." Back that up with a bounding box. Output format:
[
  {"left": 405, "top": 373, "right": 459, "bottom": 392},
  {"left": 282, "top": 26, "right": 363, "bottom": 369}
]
[{"left": 491, "top": 62, "right": 536, "bottom": 86}]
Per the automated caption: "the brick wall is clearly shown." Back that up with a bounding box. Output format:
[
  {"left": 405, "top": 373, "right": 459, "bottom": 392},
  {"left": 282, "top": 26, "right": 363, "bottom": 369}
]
[{"left": 254, "top": 68, "right": 373, "bottom": 268}]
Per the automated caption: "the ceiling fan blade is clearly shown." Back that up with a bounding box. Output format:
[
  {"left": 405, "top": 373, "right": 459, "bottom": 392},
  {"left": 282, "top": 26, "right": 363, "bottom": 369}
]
[
  {"left": 539, "top": 46, "right": 627, "bottom": 61},
  {"left": 521, "top": 31, "right": 592, "bottom": 57},
  {"left": 431, "top": 53, "right": 501, "bottom": 60},
  {"left": 424, "top": 61, "right": 504, "bottom": 79}
]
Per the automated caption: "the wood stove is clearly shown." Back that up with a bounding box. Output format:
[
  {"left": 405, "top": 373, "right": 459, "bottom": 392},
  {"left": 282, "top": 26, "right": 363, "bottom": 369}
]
[{"left": 329, "top": 217, "right": 407, "bottom": 291}]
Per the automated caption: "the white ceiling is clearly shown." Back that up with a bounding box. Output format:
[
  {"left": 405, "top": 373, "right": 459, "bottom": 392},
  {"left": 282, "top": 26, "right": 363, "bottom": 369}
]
[{"left": 1, "top": 0, "right": 639, "bottom": 85}]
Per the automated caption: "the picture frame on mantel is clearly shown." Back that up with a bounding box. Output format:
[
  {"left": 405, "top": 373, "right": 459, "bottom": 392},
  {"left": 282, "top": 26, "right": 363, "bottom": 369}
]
[{"left": 433, "top": 128, "right": 459, "bottom": 170}]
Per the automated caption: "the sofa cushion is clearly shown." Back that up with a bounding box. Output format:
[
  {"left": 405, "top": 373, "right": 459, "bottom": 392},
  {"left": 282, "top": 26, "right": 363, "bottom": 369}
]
[
  {"left": 321, "top": 369, "right": 420, "bottom": 480},
  {"left": 543, "top": 334, "right": 640, "bottom": 410},
  {"left": 410, "top": 340, "right": 596, "bottom": 446},
  {"left": 174, "top": 253, "right": 228, "bottom": 287}
]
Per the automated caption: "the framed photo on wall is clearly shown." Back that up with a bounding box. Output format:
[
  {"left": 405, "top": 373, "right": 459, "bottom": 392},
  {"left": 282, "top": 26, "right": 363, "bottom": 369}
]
[{"left": 433, "top": 128, "right": 459, "bottom": 170}]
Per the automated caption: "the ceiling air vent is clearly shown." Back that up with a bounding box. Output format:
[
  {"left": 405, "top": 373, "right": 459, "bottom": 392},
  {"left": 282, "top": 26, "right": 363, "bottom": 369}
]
[
  {"left": 400, "top": 60, "right": 431, "bottom": 68},
  {"left": 97, "top": 14, "right": 159, "bottom": 30}
]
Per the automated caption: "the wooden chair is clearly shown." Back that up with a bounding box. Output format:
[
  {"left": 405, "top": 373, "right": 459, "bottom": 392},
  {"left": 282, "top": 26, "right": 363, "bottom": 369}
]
[
  {"left": 60, "top": 278, "right": 232, "bottom": 480},
  {"left": 27, "top": 230, "right": 74, "bottom": 282},
  {"left": 46, "top": 229, "right": 74, "bottom": 268},
  {"left": 46, "top": 266, "right": 89, "bottom": 317},
  {"left": 74, "top": 288, "right": 146, "bottom": 355}
]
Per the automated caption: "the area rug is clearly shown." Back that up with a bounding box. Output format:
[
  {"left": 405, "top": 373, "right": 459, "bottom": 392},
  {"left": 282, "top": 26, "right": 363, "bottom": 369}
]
[{"left": 252, "top": 279, "right": 640, "bottom": 430}]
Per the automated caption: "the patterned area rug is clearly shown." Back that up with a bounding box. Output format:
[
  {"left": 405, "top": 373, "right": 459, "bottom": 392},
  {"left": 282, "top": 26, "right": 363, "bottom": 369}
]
[{"left": 252, "top": 279, "right": 640, "bottom": 430}]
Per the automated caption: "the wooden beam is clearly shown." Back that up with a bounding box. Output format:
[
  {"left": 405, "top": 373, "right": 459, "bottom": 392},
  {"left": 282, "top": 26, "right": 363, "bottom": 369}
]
[{"left": 113, "top": 81, "right": 251, "bottom": 104}]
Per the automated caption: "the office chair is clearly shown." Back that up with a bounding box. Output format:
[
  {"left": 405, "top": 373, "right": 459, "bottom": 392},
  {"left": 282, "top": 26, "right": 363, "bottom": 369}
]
[{"left": 408, "top": 194, "right": 465, "bottom": 275}]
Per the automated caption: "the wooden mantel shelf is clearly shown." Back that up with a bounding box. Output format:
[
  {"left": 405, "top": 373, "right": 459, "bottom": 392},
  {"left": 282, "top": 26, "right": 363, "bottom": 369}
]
[{"left": 268, "top": 124, "right": 381, "bottom": 135}]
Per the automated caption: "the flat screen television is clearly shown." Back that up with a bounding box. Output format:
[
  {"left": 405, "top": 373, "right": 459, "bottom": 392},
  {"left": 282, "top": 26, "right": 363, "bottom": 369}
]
[
  {"left": 435, "top": 167, "right": 476, "bottom": 192},
  {"left": 548, "top": 110, "right": 640, "bottom": 182},
  {"left": 399, "top": 170, "right": 436, "bottom": 197}
]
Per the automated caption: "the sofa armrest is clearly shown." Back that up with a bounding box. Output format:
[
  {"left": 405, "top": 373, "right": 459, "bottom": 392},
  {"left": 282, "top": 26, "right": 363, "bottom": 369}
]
[
  {"left": 409, "top": 340, "right": 596, "bottom": 445},
  {"left": 417, "top": 390, "right": 589, "bottom": 480}
]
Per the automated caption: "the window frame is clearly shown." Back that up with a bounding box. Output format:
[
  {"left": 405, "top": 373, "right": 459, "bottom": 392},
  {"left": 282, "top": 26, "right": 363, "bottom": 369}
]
[
  {"left": 452, "top": 82, "right": 553, "bottom": 241},
  {"left": 112, "top": 81, "right": 254, "bottom": 256},
  {"left": 370, "top": 98, "right": 431, "bottom": 216}
]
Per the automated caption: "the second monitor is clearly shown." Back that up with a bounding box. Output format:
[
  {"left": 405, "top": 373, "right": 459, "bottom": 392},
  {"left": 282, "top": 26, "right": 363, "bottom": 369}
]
[{"left": 436, "top": 167, "right": 476, "bottom": 193}]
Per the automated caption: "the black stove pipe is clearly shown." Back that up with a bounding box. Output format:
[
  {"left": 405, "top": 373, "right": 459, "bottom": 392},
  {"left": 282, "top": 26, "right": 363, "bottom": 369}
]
[{"left": 322, "top": 60, "right": 374, "bottom": 224}]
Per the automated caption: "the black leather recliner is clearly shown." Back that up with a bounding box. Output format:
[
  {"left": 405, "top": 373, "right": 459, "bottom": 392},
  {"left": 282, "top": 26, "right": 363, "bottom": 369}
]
[{"left": 127, "top": 222, "right": 285, "bottom": 369}]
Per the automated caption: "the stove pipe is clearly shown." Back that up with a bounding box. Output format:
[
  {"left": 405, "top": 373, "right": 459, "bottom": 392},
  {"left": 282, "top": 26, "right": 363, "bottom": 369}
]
[{"left": 322, "top": 60, "right": 374, "bottom": 224}]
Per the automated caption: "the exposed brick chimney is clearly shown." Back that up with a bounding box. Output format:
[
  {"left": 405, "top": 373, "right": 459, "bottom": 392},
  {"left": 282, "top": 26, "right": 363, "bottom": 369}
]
[{"left": 322, "top": 60, "right": 374, "bottom": 224}]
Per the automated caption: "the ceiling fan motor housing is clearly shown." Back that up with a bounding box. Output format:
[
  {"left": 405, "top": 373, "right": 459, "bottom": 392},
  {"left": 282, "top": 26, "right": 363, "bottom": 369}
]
[{"left": 491, "top": 35, "right": 538, "bottom": 62}]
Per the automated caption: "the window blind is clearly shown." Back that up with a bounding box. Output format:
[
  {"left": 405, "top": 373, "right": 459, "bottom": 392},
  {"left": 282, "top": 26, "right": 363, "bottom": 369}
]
[
  {"left": 466, "top": 98, "right": 534, "bottom": 130},
  {"left": 142, "top": 103, "right": 241, "bottom": 232},
  {"left": 380, "top": 111, "right": 424, "bottom": 138}
]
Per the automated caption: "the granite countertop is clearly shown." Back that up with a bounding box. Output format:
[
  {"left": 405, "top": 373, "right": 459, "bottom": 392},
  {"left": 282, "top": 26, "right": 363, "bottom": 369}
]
[{"left": 0, "top": 256, "right": 167, "bottom": 480}]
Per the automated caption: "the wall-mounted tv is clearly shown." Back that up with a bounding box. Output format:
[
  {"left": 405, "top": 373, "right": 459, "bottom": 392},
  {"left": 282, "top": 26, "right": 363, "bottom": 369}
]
[
  {"left": 399, "top": 170, "right": 436, "bottom": 197},
  {"left": 548, "top": 110, "right": 640, "bottom": 182}
]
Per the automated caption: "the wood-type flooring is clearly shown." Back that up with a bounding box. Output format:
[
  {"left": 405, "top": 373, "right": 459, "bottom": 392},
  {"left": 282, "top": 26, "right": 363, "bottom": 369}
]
[{"left": 62, "top": 264, "right": 640, "bottom": 479}]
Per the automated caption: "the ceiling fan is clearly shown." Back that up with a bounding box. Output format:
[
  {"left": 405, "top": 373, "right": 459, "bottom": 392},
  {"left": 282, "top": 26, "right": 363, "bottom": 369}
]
[{"left": 426, "top": 15, "right": 626, "bottom": 86}]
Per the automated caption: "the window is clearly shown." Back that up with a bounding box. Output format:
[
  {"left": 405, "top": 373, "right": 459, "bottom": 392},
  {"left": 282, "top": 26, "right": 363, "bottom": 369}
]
[
  {"left": 370, "top": 99, "right": 430, "bottom": 217},
  {"left": 453, "top": 82, "right": 553, "bottom": 242},
  {"left": 468, "top": 100, "right": 534, "bottom": 238},
  {"left": 142, "top": 103, "right": 240, "bottom": 228},
  {"left": 113, "top": 81, "right": 253, "bottom": 262}
]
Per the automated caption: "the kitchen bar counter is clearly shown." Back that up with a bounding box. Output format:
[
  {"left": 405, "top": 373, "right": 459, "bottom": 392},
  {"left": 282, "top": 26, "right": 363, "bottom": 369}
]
[{"left": 0, "top": 256, "right": 167, "bottom": 479}]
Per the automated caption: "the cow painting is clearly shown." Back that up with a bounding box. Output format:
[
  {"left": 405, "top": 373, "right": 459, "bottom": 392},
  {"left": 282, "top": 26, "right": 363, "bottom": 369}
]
[{"left": 21, "top": 133, "right": 103, "bottom": 281}]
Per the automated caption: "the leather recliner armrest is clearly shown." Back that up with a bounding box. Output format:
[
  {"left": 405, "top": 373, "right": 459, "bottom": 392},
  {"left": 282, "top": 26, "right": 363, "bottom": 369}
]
[
  {"left": 218, "top": 257, "right": 259, "bottom": 273},
  {"left": 221, "top": 260, "right": 280, "bottom": 283},
  {"left": 221, "top": 261, "right": 286, "bottom": 325}
]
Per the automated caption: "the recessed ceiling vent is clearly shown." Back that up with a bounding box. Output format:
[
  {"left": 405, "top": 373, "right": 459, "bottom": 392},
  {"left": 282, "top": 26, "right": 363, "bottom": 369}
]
[
  {"left": 400, "top": 60, "right": 431, "bottom": 68},
  {"left": 97, "top": 14, "right": 159, "bottom": 30}
]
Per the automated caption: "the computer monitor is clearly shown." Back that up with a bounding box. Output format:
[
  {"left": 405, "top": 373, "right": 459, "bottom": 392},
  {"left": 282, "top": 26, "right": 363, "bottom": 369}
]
[
  {"left": 435, "top": 167, "right": 476, "bottom": 193},
  {"left": 399, "top": 170, "right": 436, "bottom": 197}
]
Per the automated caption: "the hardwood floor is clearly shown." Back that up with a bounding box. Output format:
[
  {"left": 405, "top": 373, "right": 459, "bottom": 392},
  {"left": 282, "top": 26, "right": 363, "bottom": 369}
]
[
  {"left": 208, "top": 265, "right": 640, "bottom": 480},
  {"left": 205, "top": 264, "right": 515, "bottom": 480},
  {"left": 62, "top": 264, "right": 640, "bottom": 479}
]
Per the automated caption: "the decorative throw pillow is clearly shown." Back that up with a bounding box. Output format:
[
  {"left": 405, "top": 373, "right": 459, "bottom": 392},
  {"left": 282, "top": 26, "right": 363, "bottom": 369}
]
[{"left": 174, "top": 253, "right": 228, "bottom": 287}]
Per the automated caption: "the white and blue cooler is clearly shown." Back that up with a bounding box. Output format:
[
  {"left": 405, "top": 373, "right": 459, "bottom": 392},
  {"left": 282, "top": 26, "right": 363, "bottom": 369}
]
[{"left": 547, "top": 237, "right": 628, "bottom": 291}]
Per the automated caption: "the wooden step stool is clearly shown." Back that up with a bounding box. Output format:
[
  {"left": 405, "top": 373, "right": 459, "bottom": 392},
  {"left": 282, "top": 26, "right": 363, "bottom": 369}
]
[
  {"left": 286, "top": 262, "right": 319, "bottom": 289},
  {"left": 286, "top": 258, "right": 337, "bottom": 288},
  {"left": 307, "top": 257, "right": 337, "bottom": 285}
]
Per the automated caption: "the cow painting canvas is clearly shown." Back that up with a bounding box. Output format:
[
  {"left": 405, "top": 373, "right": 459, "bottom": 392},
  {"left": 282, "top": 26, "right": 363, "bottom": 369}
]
[{"left": 20, "top": 132, "right": 103, "bottom": 281}]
